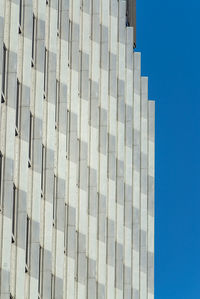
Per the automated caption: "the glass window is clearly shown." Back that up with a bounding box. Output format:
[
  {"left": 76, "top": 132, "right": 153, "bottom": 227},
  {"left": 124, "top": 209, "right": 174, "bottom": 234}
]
[
  {"left": 31, "top": 14, "right": 36, "bottom": 66},
  {"left": 28, "top": 113, "right": 33, "bottom": 166},
  {"left": 41, "top": 145, "right": 46, "bottom": 195},
  {"left": 55, "top": 80, "right": 59, "bottom": 128},
  {"left": 0, "top": 152, "right": 3, "bottom": 209},
  {"left": 12, "top": 184, "right": 17, "bottom": 242},
  {"left": 38, "top": 245, "right": 43, "bottom": 295},
  {"left": 1, "top": 44, "right": 7, "bottom": 103},
  {"left": 53, "top": 175, "right": 57, "bottom": 225},
  {"left": 19, "top": 0, "right": 23, "bottom": 33},
  {"left": 25, "top": 216, "right": 30, "bottom": 271},
  {"left": 15, "top": 79, "right": 20, "bottom": 135},
  {"left": 44, "top": 48, "right": 48, "bottom": 98},
  {"left": 57, "top": 0, "right": 60, "bottom": 35},
  {"left": 51, "top": 273, "right": 55, "bottom": 298}
]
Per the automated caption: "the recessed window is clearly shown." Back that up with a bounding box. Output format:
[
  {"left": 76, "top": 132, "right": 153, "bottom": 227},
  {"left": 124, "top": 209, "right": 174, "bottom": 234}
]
[
  {"left": 55, "top": 80, "right": 59, "bottom": 128},
  {"left": 68, "top": 20, "right": 72, "bottom": 66},
  {"left": 1, "top": 44, "right": 7, "bottom": 103},
  {"left": 51, "top": 273, "right": 55, "bottom": 298},
  {"left": 28, "top": 113, "right": 33, "bottom": 167},
  {"left": 53, "top": 175, "right": 57, "bottom": 225},
  {"left": 38, "top": 245, "right": 43, "bottom": 295},
  {"left": 44, "top": 48, "right": 48, "bottom": 98},
  {"left": 25, "top": 216, "right": 30, "bottom": 272},
  {"left": 41, "top": 145, "right": 46, "bottom": 195},
  {"left": 15, "top": 79, "right": 21, "bottom": 135},
  {"left": 31, "top": 14, "right": 36, "bottom": 67},
  {"left": 0, "top": 152, "right": 3, "bottom": 209},
  {"left": 12, "top": 184, "right": 17, "bottom": 242},
  {"left": 66, "top": 110, "right": 70, "bottom": 158},
  {"left": 57, "top": 0, "right": 60, "bottom": 36},
  {"left": 19, "top": 0, "right": 23, "bottom": 33}
]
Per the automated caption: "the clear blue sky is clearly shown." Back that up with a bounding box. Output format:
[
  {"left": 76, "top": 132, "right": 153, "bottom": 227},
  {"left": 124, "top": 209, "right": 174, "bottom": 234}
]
[{"left": 137, "top": 0, "right": 200, "bottom": 298}]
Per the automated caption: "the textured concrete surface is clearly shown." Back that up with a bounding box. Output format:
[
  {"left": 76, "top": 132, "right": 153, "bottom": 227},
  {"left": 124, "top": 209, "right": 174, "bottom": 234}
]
[{"left": 0, "top": 0, "right": 155, "bottom": 298}]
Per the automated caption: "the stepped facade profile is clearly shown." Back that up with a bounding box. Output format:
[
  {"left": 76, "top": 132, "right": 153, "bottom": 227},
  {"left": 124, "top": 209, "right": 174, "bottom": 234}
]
[{"left": 0, "top": 0, "right": 155, "bottom": 298}]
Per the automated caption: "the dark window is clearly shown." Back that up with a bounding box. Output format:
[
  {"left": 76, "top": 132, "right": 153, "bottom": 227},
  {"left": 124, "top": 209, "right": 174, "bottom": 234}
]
[
  {"left": 19, "top": 0, "right": 23, "bottom": 33},
  {"left": 53, "top": 175, "right": 57, "bottom": 224},
  {"left": 1, "top": 44, "right": 7, "bottom": 103},
  {"left": 44, "top": 48, "right": 48, "bottom": 98},
  {"left": 57, "top": 0, "right": 60, "bottom": 35},
  {"left": 25, "top": 216, "right": 30, "bottom": 270},
  {"left": 55, "top": 80, "right": 59, "bottom": 127},
  {"left": 38, "top": 246, "right": 43, "bottom": 295},
  {"left": 0, "top": 152, "right": 3, "bottom": 208},
  {"left": 66, "top": 110, "right": 70, "bottom": 158},
  {"left": 31, "top": 14, "right": 36, "bottom": 66},
  {"left": 15, "top": 79, "right": 20, "bottom": 134},
  {"left": 28, "top": 113, "right": 33, "bottom": 166},
  {"left": 12, "top": 184, "right": 17, "bottom": 242},
  {"left": 51, "top": 274, "right": 55, "bottom": 298},
  {"left": 41, "top": 145, "right": 45, "bottom": 194},
  {"left": 68, "top": 20, "right": 72, "bottom": 66}
]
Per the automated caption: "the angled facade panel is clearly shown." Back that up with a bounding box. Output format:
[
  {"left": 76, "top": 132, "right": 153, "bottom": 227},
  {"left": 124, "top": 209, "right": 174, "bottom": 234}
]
[{"left": 0, "top": 0, "right": 155, "bottom": 298}]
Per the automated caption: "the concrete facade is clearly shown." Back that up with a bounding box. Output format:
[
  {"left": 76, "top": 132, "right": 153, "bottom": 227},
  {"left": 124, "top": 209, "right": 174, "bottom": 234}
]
[{"left": 0, "top": 0, "right": 155, "bottom": 298}]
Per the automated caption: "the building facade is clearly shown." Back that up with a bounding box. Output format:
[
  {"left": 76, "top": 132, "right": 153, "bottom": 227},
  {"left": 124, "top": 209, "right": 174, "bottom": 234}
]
[{"left": 0, "top": 0, "right": 155, "bottom": 298}]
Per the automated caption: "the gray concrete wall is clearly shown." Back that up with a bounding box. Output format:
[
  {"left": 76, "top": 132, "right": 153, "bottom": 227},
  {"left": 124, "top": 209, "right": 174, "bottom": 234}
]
[{"left": 0, "top": 0, "right": 155, "bottom": 298}]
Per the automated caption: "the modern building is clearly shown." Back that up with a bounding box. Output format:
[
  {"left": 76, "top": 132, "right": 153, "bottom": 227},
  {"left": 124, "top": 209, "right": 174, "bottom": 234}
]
[{"left": 0, "top": 0, "right": 155, "bottom": 298}]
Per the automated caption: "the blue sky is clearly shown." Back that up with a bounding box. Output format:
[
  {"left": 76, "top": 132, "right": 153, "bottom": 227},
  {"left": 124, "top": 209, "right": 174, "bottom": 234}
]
[{"left": 137, "top": 0, "right": 200, "bottom": 298}]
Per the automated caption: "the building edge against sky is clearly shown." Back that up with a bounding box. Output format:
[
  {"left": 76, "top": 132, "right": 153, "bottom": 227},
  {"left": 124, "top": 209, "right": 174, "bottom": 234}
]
[{"left": 0, "top": 0, "right": 155, "bottom": 298}]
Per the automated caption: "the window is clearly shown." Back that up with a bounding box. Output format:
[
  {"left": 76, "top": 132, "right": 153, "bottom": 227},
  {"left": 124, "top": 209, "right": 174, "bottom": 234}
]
[
  {"left": 64, "top": 203, "right": 67, "bottom": 253},
  {"left": 1, "top": 44, "right": 7, "bottom": 103},
  {"left": 66, "top": 110, "right": 70, "bottom": 158},
  {"left": 57, "top": 0, "right": 60, "bottom": 36},
  {"left": 38, "top": 246, "right": 43, "bottom": 296},
  {"left": 0, "top": 152, "right": 3, "bottom": 209},
  {"left": 55, "top": 80, "right": 59, "bottom": 128},
  {"left": 68, "top": 20, "right": 72, "bottom": 66},
  {"left": 25, "top": 216, "right": 30, "bottom": 272},
  {"left": 41, "top": 145, "right": 46, "bottom": 195},
  {"left": 28, "top": 113, "right": 33, "bottom": 167},
  {"left": 44, "top": 48, "right": 48, "bottom": 98},
  {"left": 15, "top": 79, "right": 20, "bottom": 135},
  {"left": 53, "top": 175, "right": 57, "bottom": 225},
  {"left": 12, "top": 184, "right": 17, "bottom": 243},
  {"left": 19, "top": 0, "right": 23, "bottom": 33},
  {"left": 51, "top": 274, "right": 55, "bottom": 298},
  {"left": 31, "top": 14, "right": 36, "bottom": 67}
]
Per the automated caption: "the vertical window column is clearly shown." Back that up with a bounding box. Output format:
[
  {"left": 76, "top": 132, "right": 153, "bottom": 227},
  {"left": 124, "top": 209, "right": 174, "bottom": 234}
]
[
  {"left": 53, "top": 175, "right": 57, "bottom": 226},
  {"left": 15, "top": 79, "right": 20, "bottom": 136},
  {"left": 19, "top": 0, "right": 23, "bottom": 33},
  {"left": 12, "top": 184, "right": 17, "bottom": 243},
  {"left": 55, "top": 80, "right": 59, "bottom": 129},
  {"left": 68, "top": 20, "right": 72, "bottom": 67},
  {"left": 66, "top": 110, "right": 70, "bottom": 159},
  {"left": 31, "top": 14, "right": 36, "bottom": 67},
  {"left": 0, "top": 152, "right": 3, "bottom": 210},
  {"left": 51, "top": 274, "right": 55, "bottom": 299},
  {"left": 41, "top": 145, "right": 46, "bottom": 197},
  {"left": 44, "top": 48, "right": 48, "bottom": 99},
  {"left": 1, "top": 44, "right": 7, "bottom": 103},
  {"left": 25, "top": 216, "right": 30, "bottom": 272},
  {"left": 57, "top": 0, "right": 60, "bottom": 36},
  {"left": 38, "top": 246, "right": 43, "bottom": 297},
  {"left": 28, "top": 113, "right": 33, "bottom": 167}
]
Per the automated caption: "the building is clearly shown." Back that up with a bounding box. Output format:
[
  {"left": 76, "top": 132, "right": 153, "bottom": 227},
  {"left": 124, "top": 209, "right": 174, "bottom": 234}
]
[{"left": 0, "top": 0, "right": 155, "bottom": 298}]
